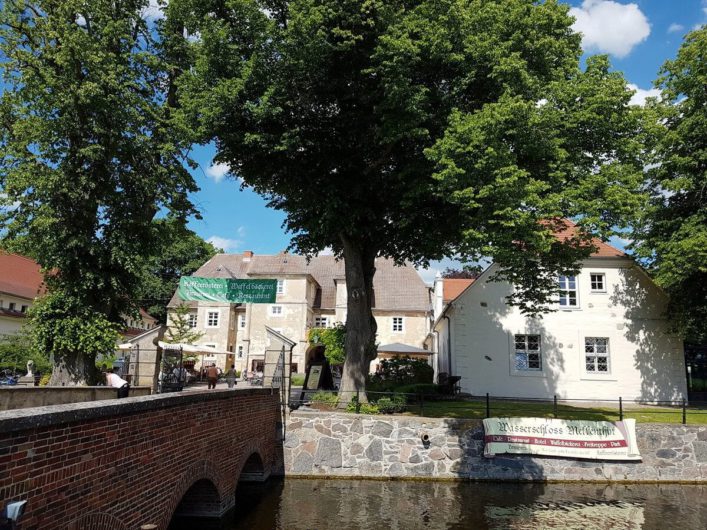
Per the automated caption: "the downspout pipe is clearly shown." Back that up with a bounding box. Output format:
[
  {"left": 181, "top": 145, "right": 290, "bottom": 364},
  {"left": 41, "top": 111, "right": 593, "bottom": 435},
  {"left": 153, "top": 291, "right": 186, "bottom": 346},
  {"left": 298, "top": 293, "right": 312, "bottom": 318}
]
[{"left": 443, "top": 312, "right": 452, "bottom": 376}]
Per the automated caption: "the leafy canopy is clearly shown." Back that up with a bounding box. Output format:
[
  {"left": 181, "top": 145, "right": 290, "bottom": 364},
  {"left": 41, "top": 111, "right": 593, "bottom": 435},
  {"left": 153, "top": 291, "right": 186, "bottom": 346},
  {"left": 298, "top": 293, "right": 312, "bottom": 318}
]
[
  {"left": 308, "top": 323, "right": 346, "bottom": 365},
  {"left": 632, "top": 27, "right": 707, "bottom": 342},
  {"left": 0, "top": 0, "right": 198, "bottom": 382}
]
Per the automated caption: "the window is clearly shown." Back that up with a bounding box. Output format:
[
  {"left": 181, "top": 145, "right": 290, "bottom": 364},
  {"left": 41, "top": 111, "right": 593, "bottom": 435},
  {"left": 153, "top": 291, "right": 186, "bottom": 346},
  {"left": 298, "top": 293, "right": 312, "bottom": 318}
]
[
  {"left": 237, "top": 345, "right": 244, "bottom": 359},
  {"left": 590, "top": 273, "right": 606, "bottom": 292},
  {"left": 314, "top": 316, "right": 329, "bottom": 328},
  {"left": 585, "top": 337, "right": 609, "bottom": 373},
  {"left": 239, "top": 314, "right": 246, "bottom": 329},
  {"left": 21, "top": 305, "right": 28, "bottom": 313},
  {"left": 8, "top": 302, "right": 15, "bottom": 311},
  {"left": 277, "top": 279, "right": 285, "bottom": 294},
  {"left": 558, "top": 276, "right": 578, "bottom": 307},
  {"left": 270, "top": 305, "right": 283, "bottom": 316},
  {"left": 207, "top": 311, "right": 220, "bottom": 327},
  {"left": 514, "top": 334, "right": 542, "bottom": 371},
  {"left": 187, "top": 314, "right": 198, "bottom": 329},
  {"left": 392, "top": 317, "right": 404, "bottom": 333}
]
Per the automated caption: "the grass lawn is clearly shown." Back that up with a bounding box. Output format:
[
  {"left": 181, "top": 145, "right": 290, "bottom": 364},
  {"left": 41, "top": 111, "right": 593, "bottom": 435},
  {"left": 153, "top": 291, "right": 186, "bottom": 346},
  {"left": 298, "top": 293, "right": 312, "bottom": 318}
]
[{"left": 406, "top": 399, "right": 707, "bottom": 425}]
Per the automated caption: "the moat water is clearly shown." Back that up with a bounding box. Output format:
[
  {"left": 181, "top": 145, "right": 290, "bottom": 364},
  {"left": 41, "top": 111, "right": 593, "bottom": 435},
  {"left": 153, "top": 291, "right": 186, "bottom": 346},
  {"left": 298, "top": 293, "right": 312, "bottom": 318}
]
[{"left": 176, "top": 479, "right": 707, "bottom": 529}]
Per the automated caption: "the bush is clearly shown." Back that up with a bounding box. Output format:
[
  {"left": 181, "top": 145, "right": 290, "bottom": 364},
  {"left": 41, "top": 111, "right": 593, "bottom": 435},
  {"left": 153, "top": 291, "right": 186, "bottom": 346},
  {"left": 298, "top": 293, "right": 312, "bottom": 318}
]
[
  {"left": 345, "top": 396, "right": 379, "bottom": 414},
  {"left": 395, "top": 383, "right": 443, "bottom": 400},
  {"left": 39, "top": 374, "right": 51, "bottom": 386},
  {"left": 291, "top": 373, "right": 305, "bottom": 386},
  {"left": 374, "top": 394, "right": 407, "bottom": 414},
  {"left": 368, "top": 357, "right": 433, "bottom": 389},
  {"left": 310, "top": 391, "right": 338, "bottom": 406}
]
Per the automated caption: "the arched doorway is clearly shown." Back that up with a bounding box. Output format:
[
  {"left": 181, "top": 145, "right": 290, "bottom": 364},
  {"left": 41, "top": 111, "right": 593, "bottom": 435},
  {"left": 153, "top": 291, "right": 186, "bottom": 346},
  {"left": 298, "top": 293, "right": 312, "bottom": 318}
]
[
  {"left": 304, "top": 343, "right": 326, "bottom": 373},
  {"left": 168, "top": 479, "right": 221, "bottom": 529}
]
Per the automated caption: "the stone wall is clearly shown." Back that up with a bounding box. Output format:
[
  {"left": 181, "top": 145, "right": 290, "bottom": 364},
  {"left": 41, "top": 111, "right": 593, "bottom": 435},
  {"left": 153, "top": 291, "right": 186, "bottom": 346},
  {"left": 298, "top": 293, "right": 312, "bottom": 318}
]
[
  {"left": 284, "top": 411, "right": 707, "bottom": 482},
  {"left": 0, "top": 386, "right": 151, "bottom": 411}
]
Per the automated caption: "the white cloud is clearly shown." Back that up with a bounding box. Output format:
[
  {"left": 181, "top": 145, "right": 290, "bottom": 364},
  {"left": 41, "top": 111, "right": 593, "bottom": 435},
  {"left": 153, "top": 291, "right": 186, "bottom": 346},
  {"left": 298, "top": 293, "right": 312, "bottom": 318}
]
[
  {"left": 142, "top": 0, "right": 166, "bottom": 21},
  {"left": 205, "top": 162, "right": 230, "bottom": 183},
  {"left": 609, "top": 235, "right": 633, "bottom": 250},
  {"left": 627, "top": 83, "right": 661, "bottom": 106},
  {"left": 570, "top": 1, "right": 651, "bottom": 58},
  {"left": 317, "top": 247, "right": 335, "bottom": 256},
  {"left": 667, "top": 23, "right": 684, "bottom": 34},
  {"left": 207, "top": 235, "right": 242, "bottom": 252}
]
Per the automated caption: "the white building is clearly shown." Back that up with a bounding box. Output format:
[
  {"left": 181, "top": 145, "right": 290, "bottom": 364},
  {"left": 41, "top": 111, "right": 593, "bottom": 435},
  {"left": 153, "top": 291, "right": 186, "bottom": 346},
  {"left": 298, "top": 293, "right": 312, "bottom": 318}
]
[{"left": 430, "top": 235, "right": 687, "bottom": 402}]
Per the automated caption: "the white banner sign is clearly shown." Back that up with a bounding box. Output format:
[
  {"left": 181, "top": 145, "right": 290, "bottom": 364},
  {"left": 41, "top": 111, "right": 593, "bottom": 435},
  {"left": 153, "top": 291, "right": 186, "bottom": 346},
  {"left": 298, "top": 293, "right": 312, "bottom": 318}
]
[{"left": 483, "top": 417, "right": 641, "bottom": 461}]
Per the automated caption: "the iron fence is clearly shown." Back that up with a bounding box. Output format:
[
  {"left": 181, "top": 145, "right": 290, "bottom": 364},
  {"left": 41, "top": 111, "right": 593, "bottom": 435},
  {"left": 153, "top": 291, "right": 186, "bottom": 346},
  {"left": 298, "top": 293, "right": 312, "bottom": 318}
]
[{"left": 290, "top": 389, "right": 707, "bottom": 425}]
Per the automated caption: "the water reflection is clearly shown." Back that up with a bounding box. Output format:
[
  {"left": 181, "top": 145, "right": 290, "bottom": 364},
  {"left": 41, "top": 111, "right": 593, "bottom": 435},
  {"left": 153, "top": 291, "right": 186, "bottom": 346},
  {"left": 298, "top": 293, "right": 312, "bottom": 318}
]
[{"left": 191, "top": 479, "right": 707, "bottom": 530}]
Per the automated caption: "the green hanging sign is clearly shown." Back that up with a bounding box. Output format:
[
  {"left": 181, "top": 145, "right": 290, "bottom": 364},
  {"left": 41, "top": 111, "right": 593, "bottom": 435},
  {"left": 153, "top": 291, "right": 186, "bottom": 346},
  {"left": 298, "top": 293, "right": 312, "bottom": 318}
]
[{"left": 178, "top": 276, "right": 277, "bottom": 304}]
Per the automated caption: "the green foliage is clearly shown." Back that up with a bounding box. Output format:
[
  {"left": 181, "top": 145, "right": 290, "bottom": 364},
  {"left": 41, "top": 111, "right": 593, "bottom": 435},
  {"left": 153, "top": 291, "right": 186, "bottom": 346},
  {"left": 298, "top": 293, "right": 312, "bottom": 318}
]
[
  {"left": 169, "top": 0, "right": 644, "bottom": 391},
  {"left": 291, "top": 373, "right": 305, "bottom": 386},
  {"left": 30, "top": 293, "right": 120, "bottom": 381},
  {"left": 631, "top": 27, "right": 707, "bottom": 342},
  {"left": 394, "top": 383, "right": 442, "bottom": 398},
  {"left": 369, "top": 357, "right": 434, "bottom": 389},
  {"left": 346, "top": 396, "right": 379, "bottom": 415},
  {"left": 137, "top": 218, "right": 219, "bottom": 323},
  {"left": 0, "top": 331, "right": 50, "bottom": 374},
  {"left": 0, "top": 1, "right": 198, "bottom": 382},
  {"left": 310, "top": 391, "right": 339, "bottom": 406},
  {"left": 308, "top": 323, "right": 346, "bottom": 365},
  {"left": 39, "top": 373, "right": 51, "bottom": 386},
  {"left": 373, "top": 394, "right": 407, "bottom": 414},
  {"left": 166, "top": 303, "right": 204, "bottom": 349}
]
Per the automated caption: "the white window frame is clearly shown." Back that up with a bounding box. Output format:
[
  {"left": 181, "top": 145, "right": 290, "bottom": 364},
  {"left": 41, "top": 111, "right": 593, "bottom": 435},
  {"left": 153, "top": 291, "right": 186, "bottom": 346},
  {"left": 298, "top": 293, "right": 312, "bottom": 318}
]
[
  {"left": 277, "top": 279, "right": 285, "bottom": 295},
  {"left": 558, "top": 275, "right": 579, "bottom": 308},
  {"left": 589, "top": 272, "right": 606, "bottom": 293},
  {"left": 239, "top": 314, "right": 246, "bottom": 329},
  {"left": 314, "top": 316, "right": 329, "bottom": 328},
  {"left": 187, "top": 313, "right": 198, "bottom": 329},
  {"left": 513, "top": 334, "right": 542, "bottom": 373},
  {"left": 392, "top": 316, "right": 404, "bottom": 333},
  {"left": 270, "top": 305, "right": 283, "bottom": 317},
  {"left": 206, "top": 310, "right": 220, "bottom": 328},
  {"left": 584, "top": 337, "right": 610, "bottom": 374}
]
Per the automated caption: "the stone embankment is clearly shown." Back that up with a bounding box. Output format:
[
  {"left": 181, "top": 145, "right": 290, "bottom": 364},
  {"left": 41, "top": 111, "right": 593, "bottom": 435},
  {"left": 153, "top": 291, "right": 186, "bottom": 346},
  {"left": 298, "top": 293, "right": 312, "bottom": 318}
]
[{"left": 284, "top": 411, "right": 707, "bottom": 482}]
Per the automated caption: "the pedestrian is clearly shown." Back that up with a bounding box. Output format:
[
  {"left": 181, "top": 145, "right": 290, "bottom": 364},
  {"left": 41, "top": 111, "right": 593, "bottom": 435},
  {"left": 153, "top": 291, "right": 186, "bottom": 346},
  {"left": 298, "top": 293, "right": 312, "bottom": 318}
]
[
  {"left": 225, "top": 366, "right": 237, "bottom": 389},
  {"left": 206, "top": 363, "right": 219, "bottom": 389},
  {"left": 105, "top": 368, "right": 130, "bottom": 398}
]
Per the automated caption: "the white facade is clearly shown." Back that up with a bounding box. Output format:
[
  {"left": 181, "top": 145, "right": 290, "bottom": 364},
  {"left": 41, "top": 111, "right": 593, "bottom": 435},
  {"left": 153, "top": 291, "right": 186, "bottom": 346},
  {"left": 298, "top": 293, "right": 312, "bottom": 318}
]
[{"left": 434, "top": 258, "right": 687, "bottom": 402}]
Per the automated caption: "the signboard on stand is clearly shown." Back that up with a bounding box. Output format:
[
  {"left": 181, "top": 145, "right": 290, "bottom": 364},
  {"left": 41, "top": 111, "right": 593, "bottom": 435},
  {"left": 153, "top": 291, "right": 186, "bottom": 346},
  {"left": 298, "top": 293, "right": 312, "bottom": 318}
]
[{"left": 483, "top": 417, "right": 641, "bottom": 461}]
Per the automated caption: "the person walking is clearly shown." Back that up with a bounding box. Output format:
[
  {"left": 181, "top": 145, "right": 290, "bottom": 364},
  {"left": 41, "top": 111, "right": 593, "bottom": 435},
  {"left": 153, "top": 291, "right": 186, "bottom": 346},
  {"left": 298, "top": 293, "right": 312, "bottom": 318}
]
[
  {"left": 225, "top": 366, "right": 237, "bottom": 389},
  {"left": 206, "top": 363, "right": 219, "bottom": 389}
]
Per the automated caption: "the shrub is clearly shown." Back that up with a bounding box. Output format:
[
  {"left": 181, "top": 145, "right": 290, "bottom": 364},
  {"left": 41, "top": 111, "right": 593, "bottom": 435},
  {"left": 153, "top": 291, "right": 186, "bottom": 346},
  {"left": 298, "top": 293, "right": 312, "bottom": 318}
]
[
  {"left": 395, "top": 383, "right": 443, "bottom": 400},
  {"left": 374, "top": 394, "right": 407, "bottom": 414},
  {"left": 345, "top": 396, "right": 379, "bottom": 414},
  {"left": 39, "top": 373, "right": 51, "bottom": 386},
  {"left": 291, "top": 373, "right": 305, "bottom": 386},
  {"left": 310, "top": 391, "right": 338, "bottom": 406},
  {"left": 368, "top": 357, "right": 433, "bottom": 389}
]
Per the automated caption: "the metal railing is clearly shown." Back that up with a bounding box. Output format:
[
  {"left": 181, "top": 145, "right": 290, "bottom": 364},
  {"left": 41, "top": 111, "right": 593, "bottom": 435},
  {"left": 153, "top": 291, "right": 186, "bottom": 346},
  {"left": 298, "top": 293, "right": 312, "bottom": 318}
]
[{"left": 290, "top": 389, "right": 707, "bottom": 425}]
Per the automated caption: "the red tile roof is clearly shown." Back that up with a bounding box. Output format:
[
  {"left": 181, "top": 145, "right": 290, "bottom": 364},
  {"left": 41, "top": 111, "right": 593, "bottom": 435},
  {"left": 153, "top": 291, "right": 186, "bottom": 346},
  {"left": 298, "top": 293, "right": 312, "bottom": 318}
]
[
  {"left": 0, "top": 252, "right": 46, "bottom": 300},
  {"left": 443, "top": 279, "right": 475, "bottom": 303},
  {"left": 548, "top": 219, "right": 626, "bottom": 258}
]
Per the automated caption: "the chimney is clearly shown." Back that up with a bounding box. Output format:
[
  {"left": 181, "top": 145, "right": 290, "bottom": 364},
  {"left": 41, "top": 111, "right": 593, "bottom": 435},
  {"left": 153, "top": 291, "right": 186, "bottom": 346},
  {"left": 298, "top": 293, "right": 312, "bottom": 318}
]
[{"left": 243, "top": 251, "right": 253, "bottom": 262}]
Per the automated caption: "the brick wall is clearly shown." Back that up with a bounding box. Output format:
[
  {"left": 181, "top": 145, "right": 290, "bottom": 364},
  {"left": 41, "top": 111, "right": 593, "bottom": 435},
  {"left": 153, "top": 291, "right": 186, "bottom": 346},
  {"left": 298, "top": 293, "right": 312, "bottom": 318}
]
[{"left": 0, "top": 388, "right": 283, "bottom": 530}]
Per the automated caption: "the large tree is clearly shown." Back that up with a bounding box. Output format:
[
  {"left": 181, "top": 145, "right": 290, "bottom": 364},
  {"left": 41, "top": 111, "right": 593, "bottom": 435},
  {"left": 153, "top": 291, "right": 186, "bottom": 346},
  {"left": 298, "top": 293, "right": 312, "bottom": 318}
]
[
  {"left": 172, "top": 0, "right": 643, "bottom": 400},
  {"left": 137, "top": 217, "right": 219, "bottom": 323},
  {"left": 0, "top": 1, "right": 198, "bottom": 384},
  {"left": 632, "top": 27, "right": 707, "bottom": 343}
]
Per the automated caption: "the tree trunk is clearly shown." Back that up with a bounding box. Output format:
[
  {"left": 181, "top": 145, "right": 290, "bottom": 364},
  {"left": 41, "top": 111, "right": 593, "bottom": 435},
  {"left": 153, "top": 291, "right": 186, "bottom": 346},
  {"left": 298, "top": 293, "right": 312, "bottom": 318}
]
[
  {"left": 49, "top": 350, "right": 99, "bottom": 386},
  {"left": 338, "top": 236, "right": 378, "bottom": 407}
]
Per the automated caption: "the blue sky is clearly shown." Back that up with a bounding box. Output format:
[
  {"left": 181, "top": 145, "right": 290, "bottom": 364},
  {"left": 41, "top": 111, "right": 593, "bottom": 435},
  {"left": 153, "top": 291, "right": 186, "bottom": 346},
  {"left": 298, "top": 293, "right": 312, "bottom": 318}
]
[{"left": 185, "top": 0, "right": 707, "bottom": 282}]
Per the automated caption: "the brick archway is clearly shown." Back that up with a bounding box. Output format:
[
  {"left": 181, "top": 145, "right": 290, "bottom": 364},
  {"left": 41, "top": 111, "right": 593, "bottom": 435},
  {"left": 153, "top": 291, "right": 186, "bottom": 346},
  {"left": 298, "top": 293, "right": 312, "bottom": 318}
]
[
  {"left": 235, "top": 439, "right": 269, "bottom": 483},
  {"left": 161, "top": 460, "right": 226, "bottom": 528},
  {"left": 65, "top": 512, "right": 128, "bottom": 530}
]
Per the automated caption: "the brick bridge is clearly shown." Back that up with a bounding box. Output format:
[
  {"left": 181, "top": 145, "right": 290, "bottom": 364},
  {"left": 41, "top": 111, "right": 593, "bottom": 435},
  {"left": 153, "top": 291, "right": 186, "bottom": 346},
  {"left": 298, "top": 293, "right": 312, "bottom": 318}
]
[{"left": 0, "top": 387, "right": 283, "bottom": 530}]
